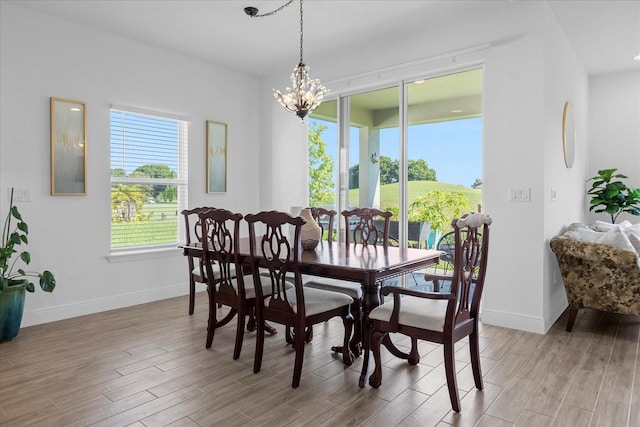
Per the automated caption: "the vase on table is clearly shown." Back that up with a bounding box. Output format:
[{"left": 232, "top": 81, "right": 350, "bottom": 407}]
[{"left": 298, "top": 208, "right": 321, "bottom": 250}]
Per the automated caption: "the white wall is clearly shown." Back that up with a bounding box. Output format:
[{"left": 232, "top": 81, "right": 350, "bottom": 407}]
[
  {"left": 260, "top": 2, "right": 592, "bottom": 333},
  {"left": 588, "top": 70, "right": 640, "bottom": 225},
  {"left": 3, "top": 1, "right": 635, "bottom": 334},
  {"left": 0, "top": 3, "right": 261, "bottom": 326},
  {"left": 542, "top": 4, "right": 590, "bottom": 330}
]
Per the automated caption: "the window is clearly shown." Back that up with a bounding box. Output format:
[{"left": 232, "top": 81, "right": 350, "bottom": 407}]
[
  {"left": 309, "top": 68, "right": 483, "bottom": 249},
  {"left": 110, "top": 106, "right": 189, "bottom": 251}
]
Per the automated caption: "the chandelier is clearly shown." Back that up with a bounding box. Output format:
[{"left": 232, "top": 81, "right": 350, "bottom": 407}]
[{"left": 245, "top": 0, "right": 328, "bottom": 121}]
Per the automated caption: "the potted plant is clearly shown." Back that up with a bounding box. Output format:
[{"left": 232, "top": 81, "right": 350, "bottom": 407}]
[
  {"left": 0, "top": 189, "right": 56, "bottom": 342},
  {"left": 587, "top": 168, "right": 640, "bottom": 223}
]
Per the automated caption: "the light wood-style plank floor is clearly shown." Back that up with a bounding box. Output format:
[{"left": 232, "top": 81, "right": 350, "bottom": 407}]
[{"left": 1, "top": 292, "right": 638, "bottom": 427}]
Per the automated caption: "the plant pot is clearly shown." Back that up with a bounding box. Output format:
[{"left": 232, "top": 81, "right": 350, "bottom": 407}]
[{"left": 0, "top": 280, "right": 27, "bottom": 342}]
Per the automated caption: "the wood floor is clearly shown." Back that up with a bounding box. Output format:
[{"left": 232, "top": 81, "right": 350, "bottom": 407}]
[{"left": 1, "top": 292, "right": 638, "bottom": 427}]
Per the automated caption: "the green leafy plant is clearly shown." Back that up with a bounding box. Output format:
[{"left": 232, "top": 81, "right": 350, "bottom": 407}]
[
  {"left": 1, "top": 190, "right": 56, "bottom": 295},
  {"left": 587, "top": 168, "right": 640, "bottom": 223},
  {"left": 408, "top": 190, "right": 469, "bottom": 233}
]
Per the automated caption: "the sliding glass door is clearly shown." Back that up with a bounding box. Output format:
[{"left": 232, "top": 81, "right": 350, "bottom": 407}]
[{"left": 309, "top": 68, "right": 483, "bottom": 254}]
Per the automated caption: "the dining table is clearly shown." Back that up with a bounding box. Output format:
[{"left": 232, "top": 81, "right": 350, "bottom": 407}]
[{"left": 180, "top": 237, "right": 442, "bottom": 386}]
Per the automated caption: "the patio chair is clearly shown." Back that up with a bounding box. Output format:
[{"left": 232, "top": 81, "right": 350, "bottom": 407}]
[
  {"left": 365, "top": 212, "right": 492, "bottom": 412},
  {"left": 425, "top": 228, "right": 484, "bottom": 293}
]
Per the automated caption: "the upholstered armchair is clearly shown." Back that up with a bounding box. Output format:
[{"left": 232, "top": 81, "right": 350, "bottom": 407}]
[{"left": 550, "top": 223, "right": 640, "bottom": 331}]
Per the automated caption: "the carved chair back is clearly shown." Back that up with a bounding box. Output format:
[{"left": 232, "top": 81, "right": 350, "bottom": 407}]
[
  {"left": 309, "top": 207, "right": 337, "bottom": 242},
  {"left": 245, "top": 210, "right": 305, "bottom": 319},
  {"left": 342, "top": 207, "right": 392, "bottom": 247}
]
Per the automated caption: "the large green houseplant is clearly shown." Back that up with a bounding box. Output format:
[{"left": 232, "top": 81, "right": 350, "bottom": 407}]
[
  {"left": 1, "top": 189, "right": 56, "bottom": 342},
  {"left": 587, "top": 168, "right": 640, "bottom": 223}
]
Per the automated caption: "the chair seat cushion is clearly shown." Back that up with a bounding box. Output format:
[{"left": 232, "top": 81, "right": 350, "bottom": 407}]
[
  {"left": 302, "top": 275, "right": 363, "bottom": 299},
  {"left": 193, "top": 263, "right": 237, "bottom": 280},
  {"left": 369, "top": 296, "right": 448, "bottom": 332},
  {"left": 218, "top": 274, "right": 290, "bottom": 299},
  {"left": 265, "top": 287, "right": 353, "bottom": 317}
]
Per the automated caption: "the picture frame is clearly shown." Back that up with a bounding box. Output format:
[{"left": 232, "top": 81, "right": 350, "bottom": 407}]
[
  {"left": 50, "top": 97, "right": 87, "bottom": 195},
  {"left": 561, "top": 101, "right": 575, "bottom": 169},
  {"left": 206, "top": 120, "right": 227, "bottom": 193}
]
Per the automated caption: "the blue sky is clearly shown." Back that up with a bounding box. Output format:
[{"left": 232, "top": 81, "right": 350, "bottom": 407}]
[{"left": 311, "top": 117, "right": 483, "bottom": 188}]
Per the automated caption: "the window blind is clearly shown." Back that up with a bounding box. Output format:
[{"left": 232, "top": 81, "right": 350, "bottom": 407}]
[{"left": 110, "top": 108, "right": 189, "bottom": 250}]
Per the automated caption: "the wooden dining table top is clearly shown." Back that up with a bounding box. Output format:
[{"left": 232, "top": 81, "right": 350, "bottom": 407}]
[{"left": 181, "top": 238, "right": 442, "bottom": 288}]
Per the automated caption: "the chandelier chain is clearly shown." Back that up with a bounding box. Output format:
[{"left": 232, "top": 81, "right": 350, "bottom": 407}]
[
  {"left": 245, "top": 0, "right": 327, "bottom": 120},
  {"left": 247, "top": 0, "right": 294, "bottom": 18},
  {"left": 299, "top": 0, "right": 304, "bottom": 64}
]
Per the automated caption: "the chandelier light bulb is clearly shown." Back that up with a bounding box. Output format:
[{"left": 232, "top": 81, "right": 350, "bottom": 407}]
[{"left": 274, "top": 63, "right": 328, "bottom": 121}]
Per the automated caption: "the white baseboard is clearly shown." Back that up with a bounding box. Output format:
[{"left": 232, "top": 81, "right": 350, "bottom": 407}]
[
  {"left": 481, "top": 303, "right": 568, "bottom": 334},
  {"left": 480, "top": 308, "right": 547, "bottom": 334},
  {"left": 21, "top": 284, "right": 188, "bottom": 328}
]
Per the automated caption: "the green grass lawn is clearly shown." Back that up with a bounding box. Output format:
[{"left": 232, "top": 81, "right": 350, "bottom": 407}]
[
  {"left": 349, "top": 181, "right": 482, "bottom": 213},
  {"left": 111, "top": 202, "right": 178, "bottom": 247},
  {"left": 111, "top": 182, "right": 481, "bottom": 248}
]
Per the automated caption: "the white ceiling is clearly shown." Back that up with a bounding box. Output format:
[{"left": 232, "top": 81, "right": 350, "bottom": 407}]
[{"left": 10, "top": 0, "right": 640, "bottom": 77}]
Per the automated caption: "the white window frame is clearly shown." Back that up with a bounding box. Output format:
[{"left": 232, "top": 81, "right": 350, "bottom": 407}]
[{"left": 108, "top": 105, "right": 189, "bottom": 260}]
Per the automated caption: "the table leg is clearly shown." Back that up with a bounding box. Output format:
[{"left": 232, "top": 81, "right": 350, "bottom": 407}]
[
  {"left": 247, "top": 309, "right": 277, "bottom": 335},
  {"left": 358, "top": 274, "right": 380, "bottom": 388},
  {"left": 263, "top": 322, "right": 278, "bottom": 335}
]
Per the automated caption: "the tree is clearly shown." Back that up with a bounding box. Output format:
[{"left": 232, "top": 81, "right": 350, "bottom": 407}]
[
  {"left": 408, "top": 159, "right": 436, "bottom": 181},
  {"left": 409, "top": 190, "right": 469, "bottom": 233},
  {"left": 379, "top": 156, "right": 399, "bottom": 184},
  {"left": 111, "top": 168, "right": 127, "bottom": 177},
  {"left": 111, "top": 184, "right": 146, "bottom": 222},
  {"left": 471, "top": 178, "right": 483, "bottom": 189},
  {"left": 130, "top": 164, "right": 177, "bottom": 200},
  {"left": 132, "top": 164, "right": 176, "bottom": 179},
  {"left": 308, "top": 122, "right": 335, "bottom": 206},
  {"left": 161, "top": 186, "right": 177, "bottom": 203}
]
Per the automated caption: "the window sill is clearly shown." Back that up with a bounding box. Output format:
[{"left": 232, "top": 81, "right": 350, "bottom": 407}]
[{"left": 108, "top": 245, "right": 182, "bottom": 263}]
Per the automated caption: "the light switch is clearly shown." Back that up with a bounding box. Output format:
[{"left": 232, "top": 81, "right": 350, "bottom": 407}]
[
  {"left": 9, "top": 188, "right": 31, "bottom": 202},
  {"left": 508, "top": 187, "right": 530, "bottom": 202},
  {"left": 551, "top": 187, "right": 558, "bottom": 201}
]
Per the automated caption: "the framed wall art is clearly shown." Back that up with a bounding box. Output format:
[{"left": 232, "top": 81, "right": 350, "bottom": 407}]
[
  {"left": 50, "top": 97, "right": 87, "bottom": 195},
  {"left": 561, "top": 101, "right": 575, "bottom": 169},
  {"left": 206, "top": 120, "right": 227, "bottom": 193}
]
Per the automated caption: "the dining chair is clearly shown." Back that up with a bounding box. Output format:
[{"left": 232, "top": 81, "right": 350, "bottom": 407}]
[
  {"left": 199, "top": 208, "right": 274, "bottom": 359},
  {"left": 182, "top": 206, "right": 238, "bottom": 315},
  {"left": 365, "top": 212, "right": 492, "bottom": 412},
  {"left": 245, "top": 210, "right": 354, "bottom": 388},
  {"left": 304, "top": 207, "right": 393, "bottom": 356},
  {"left": 309, "top": 207, "right": 337, "bottom": 242},
  {"left": 287, "top": 207, "right": 337, "bottom": 344},
  {"left": 181, "top": 207, "right": 209, "bottom": 315},
  {"left": 424, "top": 228, "right": 486, "bottom": 293}
]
